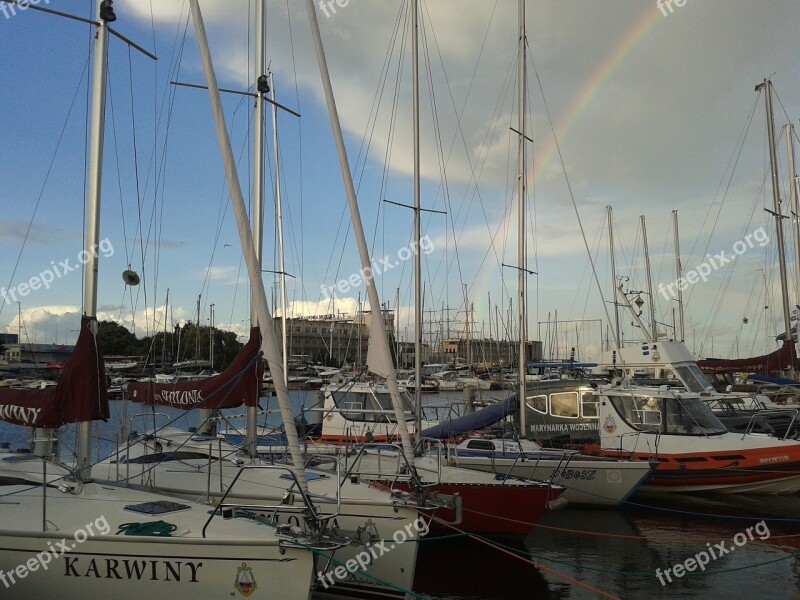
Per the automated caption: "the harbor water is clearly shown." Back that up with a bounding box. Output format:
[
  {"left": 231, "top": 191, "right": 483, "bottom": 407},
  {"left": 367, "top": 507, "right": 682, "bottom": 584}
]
[{"left": 1, "top": 390, "right": 798, "bottom": 599}]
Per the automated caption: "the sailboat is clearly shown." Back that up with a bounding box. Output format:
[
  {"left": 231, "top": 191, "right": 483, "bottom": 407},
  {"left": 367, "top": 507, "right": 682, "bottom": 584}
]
[
  {"left": 304, "top": 0, "right": 565, "bottom": 535},
  {"left": 698, "top": 81, "right": 799, "bottom": 379},
  {"left": 409, "top": 0, "right": 652, "bottom": 508},
  {"left": 118, "top": 333, "right": 428, "bottom": 598},
  {"left": 0, "top": 3, "right": 325, "bottom": 598},
  {"left": 526, "top": 80, "right": 800, "bottom": 494},
  {"left": 103, "top": 2, "right": 433, "bottom": 597}
]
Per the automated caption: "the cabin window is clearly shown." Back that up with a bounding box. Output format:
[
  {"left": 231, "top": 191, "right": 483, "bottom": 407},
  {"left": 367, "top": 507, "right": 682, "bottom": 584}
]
[
  {"left": 674, "top": 365, "right": 713, "bottom": 393},
  {"left": 466, "top": 439, "right": 495, "bottom": 452},
  {"left": 332, "top": 391, "right": 367, "bottom": 421},
  {"left": 581, "top": 392, "right": 599, "bottom": 419},
  {"left": 342, "top": 400, "right": 365, "bottom": 420},
  {"left": 526, "top": 394, "right": 547, "bottom": 414},
  {"left": 633, "top": 407, "right": 662, "bottom": 429},
  {"left": 608, "top": 394, "right": 726, "bottom": 435},
  {"left": 550, "top": 392, "right": 579, "bottom": 418},
  {"left": 374, "top": 393, "right": 393, "bottom": 411}
]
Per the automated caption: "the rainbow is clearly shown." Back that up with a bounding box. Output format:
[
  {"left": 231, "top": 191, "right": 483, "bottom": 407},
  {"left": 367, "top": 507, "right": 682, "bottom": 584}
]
[{"left": 469, "top": 7, "right": 666, "bottom": 320}]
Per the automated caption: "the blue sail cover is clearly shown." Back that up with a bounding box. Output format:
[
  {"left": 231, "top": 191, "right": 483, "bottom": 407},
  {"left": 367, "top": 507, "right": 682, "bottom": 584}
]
[
  {"left": 748, "top": 374, "right": 800, "bottom": 386},
  {"left": 421, "top": 395, "right": 518, "bottom": 439}
]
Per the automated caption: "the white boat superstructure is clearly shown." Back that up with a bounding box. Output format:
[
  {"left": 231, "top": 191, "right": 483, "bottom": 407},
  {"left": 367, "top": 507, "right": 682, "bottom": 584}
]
[
  {"left": 313, "top": 381, "right": 439, "bottom": 443},
  {"left": 0, "top": 454, "right": 325, "bottom": 600},
  {"left": 97, "top": 427, "right": 430, "bottom": 596},
  {"left": 441, "top": 436, "right": 653, "bottom": 506},
  {"left": 594, "top": 339, "right": 799, "bottom": 433},
  {"left": 593, "top": 381, "right": 800, "bottom": 494}
]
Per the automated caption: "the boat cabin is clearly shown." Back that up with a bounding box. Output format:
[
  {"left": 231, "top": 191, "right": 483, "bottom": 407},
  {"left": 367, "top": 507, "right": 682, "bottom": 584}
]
[
  {"left": 600, "top": 387, "right": 727, "bottom": 437},
  {"left": 522, "top": 380, "right": 600, "bottom": 445}
]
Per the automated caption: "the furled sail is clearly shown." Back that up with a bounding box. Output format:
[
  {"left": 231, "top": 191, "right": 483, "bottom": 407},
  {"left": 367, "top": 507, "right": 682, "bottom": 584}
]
[
  {"left": 420, "top": 395, "right": 518, "bottom": 440},
  {"left": 366, "top": 310, "right": 395, "bottom": 378},
  {"left": 127, "top": 327, "right": 263, "bottom": 410},
  {"left": 0, "top": 317, "right": 109, "bottom": 428}
]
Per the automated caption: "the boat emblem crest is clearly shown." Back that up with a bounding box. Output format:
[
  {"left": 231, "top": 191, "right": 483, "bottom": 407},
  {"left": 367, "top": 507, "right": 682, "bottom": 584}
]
[
  {"left": 234, "top": 562, "right": 257, "bottom": 596},
  {"left": 604, "top": 414, "right": 617, "bottom": 434}
]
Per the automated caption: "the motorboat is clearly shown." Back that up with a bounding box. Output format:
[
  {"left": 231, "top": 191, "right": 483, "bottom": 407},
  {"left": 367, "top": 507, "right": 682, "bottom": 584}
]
[{"left": 441, "top": 436, "right": 653, "bottom": 506}]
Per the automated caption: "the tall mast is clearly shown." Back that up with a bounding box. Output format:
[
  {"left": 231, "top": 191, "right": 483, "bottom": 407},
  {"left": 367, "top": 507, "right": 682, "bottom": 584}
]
[
  {"left": 462, "top": 284, "right": 472, "bottom": 365},
  {"left": 412, "top": 0, "right": 423, "bottom": 437},
  {"left": 162, "top": 289, "right": 169, "bottom": 367},
  {"left": 246, "top": 0, "right": 267, "bottom": 458},
  {"left": 209, "top": 303, "right": 214, "bottom": 369},
  {"left": 487, "top": 291, "right": 492, "bottom": 340},
  {"left": 786, "top": 123, "right": 800, "bottom": 321},
  {"left": 189, "top": 0, "right": 307, "bottom": 490},
  {"left": 17, "top": 303, "right": 21, "bottom": 366},
  {"left": 607, "top": 205, "right": 621, "bottom": 346},
  {"left": 641, "top": 215, "right": 657, "bottom": 340},
  {"left": 77, "top": 0, "right": 115, "bottom": 481},
  {"left": 305, "top": 0, "right": 414, "bottom": 460},
  {"left": 517, "top": 0, "right": 527, "bottom": 435},
  {"left": 759, "top": 80, "right": 794, "bottom": 374},
  {"left": 195, "top": 295, "right": 201, "bottom": 361},
  {"left": 357, "top": 293, "right": 361, "bottom": 366},
  {"left": 395, "top": 287, "right": 401, "bottom": 367},
  {"left": 271, "top": 71, "right": 289, "bottom": 385},
  {"left": 672, "top": 210, "right": 685, "bottom": 341}
]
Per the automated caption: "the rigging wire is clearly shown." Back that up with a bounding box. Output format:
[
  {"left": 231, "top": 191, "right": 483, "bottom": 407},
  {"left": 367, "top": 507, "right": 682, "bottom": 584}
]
[
  {"left": 284, "top": 0, "right": 309, "bottom": 310},
  {"left": 684, "top": 94, "right": 761, "bottom": 337},
  {"left": 528, "top": 53, "right": 619, "bottom": 350}
]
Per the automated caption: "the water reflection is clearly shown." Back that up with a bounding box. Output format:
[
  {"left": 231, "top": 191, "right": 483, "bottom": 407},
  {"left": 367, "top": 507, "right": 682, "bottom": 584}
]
[{"left": 526, "top": 499, "right": 800, "bottom": 599}]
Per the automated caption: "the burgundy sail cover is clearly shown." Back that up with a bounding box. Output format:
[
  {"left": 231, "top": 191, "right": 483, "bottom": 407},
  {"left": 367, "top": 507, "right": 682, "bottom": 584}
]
[
  {"left": 126, "top": 327, "right": 262, "bottom": 409},
  {"left": 0, "top": 317, "right": 109, "bottom": 428},
  {"left": 698, "top": 342, "right": 797, "bottom": 375}
]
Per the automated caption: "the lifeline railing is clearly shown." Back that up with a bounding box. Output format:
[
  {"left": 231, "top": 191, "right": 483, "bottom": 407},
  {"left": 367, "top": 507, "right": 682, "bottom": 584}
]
[
  {"left": 201, "top": 463, "right": 343, "bottom": 547},
  {"left": 741, "top": 408, "right": 800, "bottom": 440}
]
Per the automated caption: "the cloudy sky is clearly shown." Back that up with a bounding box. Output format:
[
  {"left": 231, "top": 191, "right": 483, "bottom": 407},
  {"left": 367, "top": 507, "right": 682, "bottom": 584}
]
[{"left": 0, "top": 0, "right": 799, "bottom": 362}]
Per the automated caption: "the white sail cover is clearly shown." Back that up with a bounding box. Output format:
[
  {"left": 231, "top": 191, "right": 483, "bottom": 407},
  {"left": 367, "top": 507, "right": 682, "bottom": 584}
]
[{"left": 366, "top": 309, "right": 394, "bottom": 378}]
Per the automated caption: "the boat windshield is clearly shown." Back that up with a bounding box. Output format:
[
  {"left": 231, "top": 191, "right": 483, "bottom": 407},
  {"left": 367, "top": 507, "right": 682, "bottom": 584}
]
[
  {"left": 331, "top": 387, "right": 415, "bottom": 422},
  {"left": 608, "top": 393, "right": 727, "bottom": 435},
  {"left": 374, "top": 389, "right": 415, "bottom": 414},
  {"left": 673, "top": 364, "right": 714, "bottom": 392}
]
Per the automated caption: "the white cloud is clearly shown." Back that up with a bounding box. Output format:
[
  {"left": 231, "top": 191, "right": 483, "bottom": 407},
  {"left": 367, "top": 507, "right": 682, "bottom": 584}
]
[{"left": 5, "top": 0, "right": 799, "bottom": 359}]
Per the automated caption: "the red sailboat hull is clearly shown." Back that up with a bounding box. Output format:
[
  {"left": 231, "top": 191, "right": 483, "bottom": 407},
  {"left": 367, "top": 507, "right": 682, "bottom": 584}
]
[{"left": 397, "top": 482, "right": 562, "bottom": 535}]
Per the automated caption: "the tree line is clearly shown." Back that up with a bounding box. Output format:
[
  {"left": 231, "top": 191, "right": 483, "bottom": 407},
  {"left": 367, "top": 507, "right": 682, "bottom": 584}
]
[{"left": 96, "top": 320, "right": 243, "bottom": 371}]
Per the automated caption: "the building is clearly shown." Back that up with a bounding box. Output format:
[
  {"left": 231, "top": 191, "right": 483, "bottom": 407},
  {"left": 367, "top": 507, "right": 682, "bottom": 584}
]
[
  {"left": 397, "top": 341, "right": 432, "bottom": 369},
  {"left": 1, "top": 342, "right": 75, "bottom": 375},
  {"left": 0, "top": 334, "right": 19, "bottom": 346},
  {"left": 277, "top": 310, "right": 396, "bottom": 368},
  {"left": 436, "top": 338, "right": 542, "bottom": 366}
]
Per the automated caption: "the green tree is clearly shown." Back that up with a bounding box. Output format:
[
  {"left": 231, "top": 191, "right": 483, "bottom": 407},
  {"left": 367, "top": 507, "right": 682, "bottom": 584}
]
[
  {"left": 96, "top": 320, "right": 140, "bottom": 356},
  {"left": 175, "top": 324, "right": 243, "bottom": 370},
  {"left": 212, "top": 328, "right": 243, "bottom": 370},
  {"left": 95, "top": 319, "right": 244, "bottom": 370},
  {"left": 138, "top": 331, "right": 179, "bottom": 368}
]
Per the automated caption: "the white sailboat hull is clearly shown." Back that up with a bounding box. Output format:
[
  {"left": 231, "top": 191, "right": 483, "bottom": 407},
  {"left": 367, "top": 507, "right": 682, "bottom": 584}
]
[
  {"left": 446, "top": 455, "right": 652, "bottom": 506},
  {"left": 0, "top": 482, "right": 313, "bottom": 599},
  {"left": 0, "top": 533, "right": 311, "bottom": 599},
  {"left": 95, "top": 445, "right": 421, "bottom": 596}
]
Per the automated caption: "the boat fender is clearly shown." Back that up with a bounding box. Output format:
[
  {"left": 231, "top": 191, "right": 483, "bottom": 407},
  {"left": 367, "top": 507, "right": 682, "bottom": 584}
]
[{"left": 547, "top": 497, "right": 569, "bottom": 511}]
